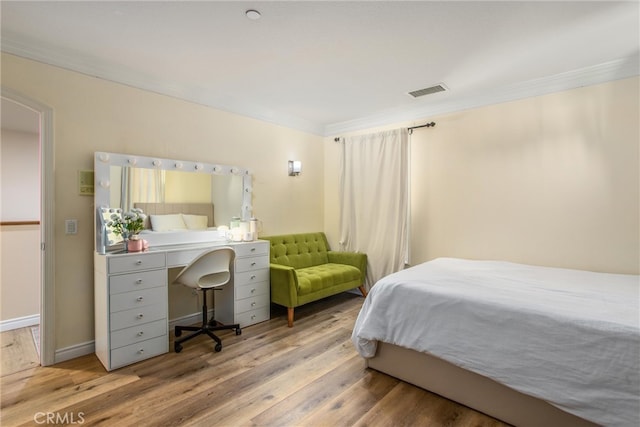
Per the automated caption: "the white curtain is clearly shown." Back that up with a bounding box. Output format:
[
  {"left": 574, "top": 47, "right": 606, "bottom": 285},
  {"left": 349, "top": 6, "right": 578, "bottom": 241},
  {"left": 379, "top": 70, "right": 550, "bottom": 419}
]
[
  {"left": 121, "top": 167, "right": 165, "bottom": 212},
  {"left": 339, "top": 128, "right": 409, "bottom": 290}
]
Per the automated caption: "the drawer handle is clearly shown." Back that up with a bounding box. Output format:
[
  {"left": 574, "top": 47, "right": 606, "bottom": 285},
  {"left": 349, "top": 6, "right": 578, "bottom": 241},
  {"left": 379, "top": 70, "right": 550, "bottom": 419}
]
[
  {"left": 251, "top": 302, "right": 256, "bottom": 307},
  {"left": 251, "top": 315, "right": 256, "bottom": 320},
  {"left": 136, "top": 260, "right": 143, "bottom": 265},
  {"left": 138, "top": 348, "right": 144, "bottom": 354},
  {"left": 251, "top": 262, "right": 256, "bottom": 266},
  {"left": 137, "top": 296, "right": 144, "bottom": 302},
  {"left": 250, "top": 288, "right": 256, "bottom": 293},
  {"left": 136, "top": 279, "right": 143, "bottom": 284},
  {"left": 137, "top": 331, "right": 144, "bottom": 336},
  {"left": 250, "top": 275, "right": 256, "bottom": 280},
  {"left": 137, "top": 313, "right": 144, "bottom": 319},
  {"left": 250, "top": 247, "right": 256, "bottom": 252}
]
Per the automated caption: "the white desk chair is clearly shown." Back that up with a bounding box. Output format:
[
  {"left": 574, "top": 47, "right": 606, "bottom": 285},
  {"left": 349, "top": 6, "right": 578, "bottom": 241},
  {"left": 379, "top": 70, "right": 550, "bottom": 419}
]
[{"left": 173, "top": 247, "right": 241, "bottom": 353}]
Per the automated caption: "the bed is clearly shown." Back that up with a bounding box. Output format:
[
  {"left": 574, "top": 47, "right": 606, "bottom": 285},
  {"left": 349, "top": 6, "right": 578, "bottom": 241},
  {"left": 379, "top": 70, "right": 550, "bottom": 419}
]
[
  {"left": 352, "top": 258, "right": 640, "bottom": 427},
  {"left": 133, "top": 202, "right": 226, "bottom": 246}
]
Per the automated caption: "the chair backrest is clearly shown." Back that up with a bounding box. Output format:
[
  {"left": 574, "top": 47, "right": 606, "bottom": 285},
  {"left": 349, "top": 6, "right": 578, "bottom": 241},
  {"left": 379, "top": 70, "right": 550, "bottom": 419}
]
[
  {"left": 173, "top": 246, "right": 235, "bottom": 289},
  {"left": 262, "top": 232, "right": 330, "bottom": 269}
]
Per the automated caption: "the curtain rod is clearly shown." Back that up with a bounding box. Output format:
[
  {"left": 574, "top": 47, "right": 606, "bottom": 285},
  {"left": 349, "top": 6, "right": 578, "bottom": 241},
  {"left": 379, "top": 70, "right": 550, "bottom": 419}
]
[
  {"left": 333, "top": 121, "right": 436, "bottom": 141},
  {"left": 408, "top": 121, "right": 436, "bottom": 134}
]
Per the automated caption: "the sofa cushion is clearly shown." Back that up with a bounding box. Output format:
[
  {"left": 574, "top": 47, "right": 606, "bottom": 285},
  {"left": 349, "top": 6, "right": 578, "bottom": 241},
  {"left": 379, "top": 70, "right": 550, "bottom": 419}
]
[
  {"left": 268, "top": 233, "right": 330, "bottom": 269},
  {"left": 296, "top": 263, "right": 362, "bottom": 295}
]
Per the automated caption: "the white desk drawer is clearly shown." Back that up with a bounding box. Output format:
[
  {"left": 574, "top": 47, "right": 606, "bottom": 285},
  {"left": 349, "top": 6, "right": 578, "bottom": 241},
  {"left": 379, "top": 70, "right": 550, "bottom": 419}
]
[
  {"left": 110, "top": 304, "right": 166, "bottom": 331},
  {"left": 236, "top": 307, "right": 270, "bottom": 327},
  {"left": 166, "top": 248, "right": 209, "bottom": 268},
  {"left": 110, "top": 288, "right": 167, "bottom": 313},
  {"left": 110, "top": 269, "right": 167, "bottom": 294},
  {"left": 235, "top": 293, "right": 269, "bottom": 314},
  {"left": 234, "top": 241, "right": 269, "bottom": 257},
  {"left": 236, "top": 281, "right": 270, "bottom": 300},
  {"left": 109, "top": 253, "right": 166, "bottom": 274},
  {"left": 235, "top": 256, "right": 269, "bottom": 273},
  {"left": 110, "top": 335, "right": 168, "bottom": 370},
  {"left": 110, "top": 319, "right": 167, "bottom": 349},
  {"left": 235, "top": 269, "right": 269, "bottom": 286}
]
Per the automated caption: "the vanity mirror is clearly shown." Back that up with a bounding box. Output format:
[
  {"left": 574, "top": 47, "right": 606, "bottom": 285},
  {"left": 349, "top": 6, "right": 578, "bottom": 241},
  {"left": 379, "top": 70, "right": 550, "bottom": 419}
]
[{"left": 94, "top": 152, "right": 252, "bottom": 254}]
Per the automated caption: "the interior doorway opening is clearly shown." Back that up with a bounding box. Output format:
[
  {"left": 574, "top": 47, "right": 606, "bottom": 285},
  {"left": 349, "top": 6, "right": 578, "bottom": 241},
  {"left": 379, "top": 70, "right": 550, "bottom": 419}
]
[{"left": 1, "top": 89, "right": 55, "bottom": 367}]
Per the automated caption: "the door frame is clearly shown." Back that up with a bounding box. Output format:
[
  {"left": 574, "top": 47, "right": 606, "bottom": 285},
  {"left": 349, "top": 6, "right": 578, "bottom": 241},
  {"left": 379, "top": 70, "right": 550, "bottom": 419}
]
[{"left": 2, "top": 87, "right": 55, "bottom": 366}]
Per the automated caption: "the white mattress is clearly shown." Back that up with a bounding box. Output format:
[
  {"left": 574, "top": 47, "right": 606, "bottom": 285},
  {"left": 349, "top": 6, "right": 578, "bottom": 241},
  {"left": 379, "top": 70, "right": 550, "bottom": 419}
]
[{"left": 352, "top": 258, "right": 640, "bottom": 426}]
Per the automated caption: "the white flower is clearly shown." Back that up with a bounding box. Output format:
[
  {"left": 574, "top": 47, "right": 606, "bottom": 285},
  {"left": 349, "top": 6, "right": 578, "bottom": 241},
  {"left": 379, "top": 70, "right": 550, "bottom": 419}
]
[{"left": 107, "top": 208, "right": 146, "bottom": 237}]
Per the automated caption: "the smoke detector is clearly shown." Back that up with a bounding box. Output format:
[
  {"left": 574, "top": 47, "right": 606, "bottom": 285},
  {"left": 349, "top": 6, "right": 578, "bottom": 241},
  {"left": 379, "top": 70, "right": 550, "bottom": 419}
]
[{"left": 246, "top": 9, "right": 261, "bottom": 20}]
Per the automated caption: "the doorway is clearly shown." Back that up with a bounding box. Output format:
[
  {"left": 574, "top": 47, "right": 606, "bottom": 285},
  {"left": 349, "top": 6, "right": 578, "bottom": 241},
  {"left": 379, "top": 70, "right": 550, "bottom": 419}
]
[
  {"left": 1, "top": 89, "right": 54, "bottom": 367},
  {"left": 0, "top": 97, "right": 40, "bottom": 374}
]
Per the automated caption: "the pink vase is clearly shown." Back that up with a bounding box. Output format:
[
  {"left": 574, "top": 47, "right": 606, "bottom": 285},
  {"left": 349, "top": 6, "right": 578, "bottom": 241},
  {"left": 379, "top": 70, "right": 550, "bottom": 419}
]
[{"left": 127, "top": 238, "right": 144, "bottom": 252}]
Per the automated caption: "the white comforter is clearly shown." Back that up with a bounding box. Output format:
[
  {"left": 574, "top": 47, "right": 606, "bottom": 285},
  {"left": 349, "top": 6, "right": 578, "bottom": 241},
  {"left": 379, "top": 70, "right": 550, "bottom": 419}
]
[{"left": 352, "top": 258, "right": 640, "bottom": 426}]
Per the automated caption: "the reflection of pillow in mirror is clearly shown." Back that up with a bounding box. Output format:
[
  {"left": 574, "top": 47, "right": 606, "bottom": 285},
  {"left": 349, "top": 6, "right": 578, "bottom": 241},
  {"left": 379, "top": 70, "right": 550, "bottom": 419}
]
[
  {"left": 182, "top": 214, "right": 208, "bottom": 230},
  {"left": 150, "top": 214, "right": 187, "bottom": 231}
]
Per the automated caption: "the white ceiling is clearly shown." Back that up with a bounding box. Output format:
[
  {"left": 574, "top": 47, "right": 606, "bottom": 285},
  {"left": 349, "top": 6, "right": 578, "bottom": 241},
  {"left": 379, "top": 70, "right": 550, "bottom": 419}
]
[{"left": 1, "top": 1, "right": 638, "bottom": 136}]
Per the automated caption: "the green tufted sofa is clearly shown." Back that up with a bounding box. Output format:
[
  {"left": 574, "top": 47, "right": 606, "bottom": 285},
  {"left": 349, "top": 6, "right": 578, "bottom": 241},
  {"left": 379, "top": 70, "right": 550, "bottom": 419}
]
[{"left": 262, "top": 232, "right": 367, "bottom": 327}]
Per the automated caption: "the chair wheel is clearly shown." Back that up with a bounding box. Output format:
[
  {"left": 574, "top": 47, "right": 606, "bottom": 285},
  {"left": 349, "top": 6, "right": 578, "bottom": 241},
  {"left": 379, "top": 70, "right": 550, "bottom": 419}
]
[
  {"left": 236, "top": 328, "right": 242, "bottom": 336},
  {"left": 174, "top": 328, "right": 182, "bottom": 337},
  {"left": 215, "top": 343, "right": 222, "bottom": 352},
  {"left": 174, "top": 343, "right": 183, "bottom": 353}
]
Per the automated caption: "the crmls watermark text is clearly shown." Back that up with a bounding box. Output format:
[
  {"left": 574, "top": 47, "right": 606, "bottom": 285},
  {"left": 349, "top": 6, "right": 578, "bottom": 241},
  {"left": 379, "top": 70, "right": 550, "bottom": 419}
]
[{"left": 34, "top": 412, "right": 85, "bottom": 424}]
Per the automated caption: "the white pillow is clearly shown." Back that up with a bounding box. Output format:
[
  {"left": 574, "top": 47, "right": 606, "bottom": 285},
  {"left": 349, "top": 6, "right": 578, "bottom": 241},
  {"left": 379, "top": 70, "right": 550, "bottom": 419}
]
[
  {"left": 182, "top": 214, "right": 209, "bottom": 230},
  {"left": 150, "top": 214, "right": 187, "bottom": 232}
]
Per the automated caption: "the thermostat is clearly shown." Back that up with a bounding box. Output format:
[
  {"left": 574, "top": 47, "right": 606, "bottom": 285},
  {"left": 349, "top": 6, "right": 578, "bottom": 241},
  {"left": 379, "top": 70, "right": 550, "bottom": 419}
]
[{"left": 78, "top": 170, "right": 94, "bottom": 195}]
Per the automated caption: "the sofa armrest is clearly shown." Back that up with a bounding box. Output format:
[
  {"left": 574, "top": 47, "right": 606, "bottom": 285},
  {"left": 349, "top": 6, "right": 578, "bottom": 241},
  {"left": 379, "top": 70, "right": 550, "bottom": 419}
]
[
  {"left": 269, "top": 263, "right": 299, "bottom": 307},
  {"left": 327, "top": 251, "right": 368, "bottom": 282}
]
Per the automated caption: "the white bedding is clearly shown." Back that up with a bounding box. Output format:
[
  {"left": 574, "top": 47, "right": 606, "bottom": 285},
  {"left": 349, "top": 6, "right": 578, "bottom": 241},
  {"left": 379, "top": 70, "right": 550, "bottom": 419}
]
[{"left": 352, "top": 258, "right": 640, "bottom": 426}]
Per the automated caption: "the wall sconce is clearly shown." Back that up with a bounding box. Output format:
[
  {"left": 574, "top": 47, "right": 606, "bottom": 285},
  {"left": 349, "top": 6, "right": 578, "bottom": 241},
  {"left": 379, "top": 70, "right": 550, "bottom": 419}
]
[{"left": 288, "top": 160, "right": 302, "bottom": 176}]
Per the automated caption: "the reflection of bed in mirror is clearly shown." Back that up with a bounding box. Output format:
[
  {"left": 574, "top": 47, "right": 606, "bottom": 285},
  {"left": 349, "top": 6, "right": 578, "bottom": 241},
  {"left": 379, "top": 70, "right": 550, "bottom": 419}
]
[
  {"left": 134, "top": 202, "right": 226, "bottom": 247},
  {"left": 134, "top": 202, "right": 214, "bottom": 227}
]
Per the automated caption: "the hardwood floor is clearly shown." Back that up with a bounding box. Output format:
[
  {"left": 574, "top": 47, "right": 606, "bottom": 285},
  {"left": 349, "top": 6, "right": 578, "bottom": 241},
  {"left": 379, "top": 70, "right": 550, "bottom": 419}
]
[
  {"left": 0, "top": 326, "right": 39, "bottom": 377},
  {"left": 0, "top": 294, "right": 508, "bottom": 426}
]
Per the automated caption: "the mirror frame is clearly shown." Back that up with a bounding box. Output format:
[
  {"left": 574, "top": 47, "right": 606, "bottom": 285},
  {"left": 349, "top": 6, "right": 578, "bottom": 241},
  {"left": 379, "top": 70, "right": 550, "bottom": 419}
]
[{"left": 94, "top": 151, "right": 252, "bottom": 253}]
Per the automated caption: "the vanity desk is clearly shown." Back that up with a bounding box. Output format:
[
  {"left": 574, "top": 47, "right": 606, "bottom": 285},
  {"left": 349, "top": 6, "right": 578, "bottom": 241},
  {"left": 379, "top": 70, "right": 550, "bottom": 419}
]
[
  {"left": 93, "top": 151, "right": 267, "bottom": 371},
  {"left": 94, "top": 239, "right": 270, "bottom": 371}
]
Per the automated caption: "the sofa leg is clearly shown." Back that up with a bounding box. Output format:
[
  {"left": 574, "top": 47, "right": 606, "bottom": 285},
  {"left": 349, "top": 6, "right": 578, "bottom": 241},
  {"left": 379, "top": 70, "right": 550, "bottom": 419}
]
[
  {"left": 287, "top": 307, "right": 294, "bottom": 327},
  {"left": 358, "top": 285, "right": 368, "bottom": 298}
]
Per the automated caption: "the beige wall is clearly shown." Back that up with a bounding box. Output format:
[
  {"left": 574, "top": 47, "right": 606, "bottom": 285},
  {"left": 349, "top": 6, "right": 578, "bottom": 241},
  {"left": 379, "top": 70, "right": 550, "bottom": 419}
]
[
  {"left": 1, "top": 129, "right": 40, "bottom": 220},
  {"left": 325, "top": 77, "right": 639, "bottom": 274},
  {"left": 1, "top": 53, "right": 324, "bottom": 350},
  {"left": 0, "top": 225, "right": 41, "bottom": 322},
  {"left": 0, "top": 129, "right": 41, "bottom": 324}
]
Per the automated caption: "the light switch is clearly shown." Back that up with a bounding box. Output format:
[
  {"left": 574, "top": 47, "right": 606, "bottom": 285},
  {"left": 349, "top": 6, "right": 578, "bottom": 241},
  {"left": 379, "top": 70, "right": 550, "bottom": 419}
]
[{"left": 65, "top": 219, "right": 78, "bottom": 235}]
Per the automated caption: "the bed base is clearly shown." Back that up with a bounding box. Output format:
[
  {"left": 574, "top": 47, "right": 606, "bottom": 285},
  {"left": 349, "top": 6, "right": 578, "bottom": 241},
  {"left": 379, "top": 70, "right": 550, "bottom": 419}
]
[{"left": 366, "top": 342, "right": 597, "bottom": 427}]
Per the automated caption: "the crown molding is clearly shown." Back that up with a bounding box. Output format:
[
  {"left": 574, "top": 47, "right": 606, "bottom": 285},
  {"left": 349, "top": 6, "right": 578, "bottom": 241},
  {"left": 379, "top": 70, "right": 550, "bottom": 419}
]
[
  {"left": 3, "top": 32, "right": 637, "bottom": 138},
  {"left": 323, "top": 55, "right": 640, "bottom": 137},
  {"left": 1, "top": 34, "right": 325, "bottom": 136}
]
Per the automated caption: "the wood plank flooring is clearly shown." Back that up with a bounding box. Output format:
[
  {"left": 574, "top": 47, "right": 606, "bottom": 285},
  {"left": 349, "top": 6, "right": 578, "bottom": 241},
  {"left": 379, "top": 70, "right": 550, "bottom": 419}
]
[
  {"left": 0, "top": 294, "right": 508, "bottom": 426},
  {"left": 0, "top": 327, "right": 39, "bottom": 377}
]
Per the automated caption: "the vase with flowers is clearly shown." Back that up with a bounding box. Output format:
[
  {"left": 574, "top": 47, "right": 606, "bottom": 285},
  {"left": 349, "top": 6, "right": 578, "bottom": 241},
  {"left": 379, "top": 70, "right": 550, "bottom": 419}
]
[{"left": 106, "top": 208, "right": 146, "bottom": 252}]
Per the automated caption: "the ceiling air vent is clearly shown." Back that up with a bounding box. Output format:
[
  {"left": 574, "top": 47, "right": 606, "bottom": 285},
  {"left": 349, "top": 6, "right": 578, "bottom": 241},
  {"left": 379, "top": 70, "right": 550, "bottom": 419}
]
[{"left": 408, "top": 84, "right": 447, "bottom": 98}]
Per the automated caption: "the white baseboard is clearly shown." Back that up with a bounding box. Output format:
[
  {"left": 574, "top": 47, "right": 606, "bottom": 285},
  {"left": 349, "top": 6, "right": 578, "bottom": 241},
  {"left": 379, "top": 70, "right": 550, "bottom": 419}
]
[
  {"left": 51, "top": 311, "right": 211, "bottom": 365},
  {"left": 0, "top": 314, "right": 40, "bottom": 332},
  {"left": 55, "top": 340, "right": 95, "bottom": 364}
]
